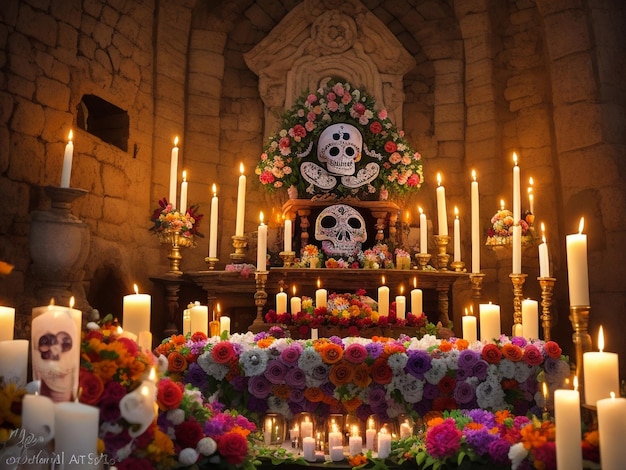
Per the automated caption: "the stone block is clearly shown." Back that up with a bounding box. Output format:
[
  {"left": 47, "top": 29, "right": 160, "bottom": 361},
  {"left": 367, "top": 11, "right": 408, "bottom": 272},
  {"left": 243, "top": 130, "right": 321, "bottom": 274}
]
[
  {"left": 434, "top": 82, "right": 463, "bottom": 105},
  {"left": 465, "top": 83, "right": 496, "bottom": 107},
  {"left": 435, "top": 121, "right": 465, "bottom": 141},
  {"left": 467, "top": 101, "right": 496, "bottom": 126},
  {"left": 102, "top": 196, "right": 128, "bottom": 225},
  {"left": 11, "top": 98, "right": 44, "bottom": 136},
  {"left": 16, "top": 3, "right": 57, "bottom": 47},
  {"left": 8, "top": 134, "right": 45, "bottom": 184},
  {"left": 465, "top": 122, "right": 497, "bottom": 143},
  {"left": 516, "top": 106, "right": 552, "bottom": 148},
  {"left": 102, "top": 164, "right": 130, "bottom": 199},
  {"left": 458, "top": 11, "right": 491, "bottom": 38},
  {"left": 35, "top": 76, "right": 70, "bottom": 111},
  {"left": 464, "top": 34, "right": 494, "bottom": 63},
  {"left": 434, "top": 103, "right": 465, "bottom": 123},
  {"left": 543, "top": 10, "right": 590, "bottom": 61},
  {"left": 551, "top": 53, "right": 595, "bottom": 105},
  {"left": 553, "top": 102, "right": 603, "bottom": 152}
]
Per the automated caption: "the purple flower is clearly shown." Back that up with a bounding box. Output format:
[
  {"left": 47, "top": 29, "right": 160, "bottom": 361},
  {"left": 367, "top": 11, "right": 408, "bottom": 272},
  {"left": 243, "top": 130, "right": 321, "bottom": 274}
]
[
  {"left": 464, "top": 427, "right": 497, "bottom": 456},
  {"left": 268, "top": 326, "right": 287, "bottom": 338},
  {"left": 230, "top": 374, "right": 247, "bottom": 392},
  {"left": 458, "top": 349, "right": 480, "bottom": 370},
  {"left": 185, "top": 362, "right": 209, "bottom": 389},
  {"left": 264, "top": 359, "right": 288, "bottom": 384},
  {"left": 453, "top": 381, "right": 476, "bottom": 404},
  {"left": 472, "top": 360, "right": 488, "bottom": 380},
  {"left": 280, "top": 344, "right": 302, "bottom": 365},
  {"left": 289, "top": 388, "right": 305, "bottom": 403},
  {"left": 488, "top": 437, "right": 512, "bottom": 465},
  {"left": 423, "top": 382, "right": 440, "bottom": 400},
  {"left": 510, "top": 336, "right": 528, "bottom": 347},
  {"left": 285, "top": 367, "right": 306, "bottom": 388},
  {"left": 248, "top": 374, "right": 272, "bottom": 398},
  {"left": 365, "top": 342, "right": 384, "bottom": 359},
  {"left": 247, "top": 395, "right": 269, "bottom": 413},
  {"left": 406, "top": 350, "right": 432, "bottom": 378},
  {"left": 368, "top": 386, "right": 387, "bottom": 407},
  {"left": 253, "top": 331, "right": 269, "bottom": 341},
  {"left": 465, "top": 409, "right": 496, "bottom": 428},
  {"left": 320, "top": 381, "right": 335, "bottom": 397},
  {"left": 328, "top": 336, "right": 344, "bottom": 346},
  {"left": 310, "top": 364, "right": 330, "bottom": 382}
]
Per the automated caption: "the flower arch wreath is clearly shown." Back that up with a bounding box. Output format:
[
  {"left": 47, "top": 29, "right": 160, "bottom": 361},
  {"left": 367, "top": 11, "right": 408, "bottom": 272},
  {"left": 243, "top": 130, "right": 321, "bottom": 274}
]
[{"left": 255, "top": 79, "right": 424, "bottom": 201}]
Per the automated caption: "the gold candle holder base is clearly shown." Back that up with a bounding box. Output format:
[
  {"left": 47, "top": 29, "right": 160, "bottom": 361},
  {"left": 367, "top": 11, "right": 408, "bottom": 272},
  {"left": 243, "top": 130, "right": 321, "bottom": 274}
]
[
  {"left": 569, "top": 305, "right": 592, "bottom": 400},
  {"left": 469, "top": 272, "right": 485, "bottom": 314},
  {"left": 249, "top": 270, "right": 269, "bottom": 333},
  {"left": 509, "top": 273, "right": 527, "bottom": 325},
  {"left": 230, "top": 235, "right": 247, "bottom": 261},
  {"left": 163, "top": 232, "right": 193, "bottom": 275},
  {"left": 279, "top": 251, "right": 296, "bottom": 267},
  {"left": 538, "top": 277, "right": 556, "bottom": 341},
  {"left": 204, "top": 257, "right": 219, "bottom": 270},
  {"left": 450, "top": 260, "right": 466, "bottom": 272},
  {"left": 433, "top": 235, "right": 451, "bottom": 270},
  {"left": 414, "top": 253, "right": 432, "bottom": 270}
]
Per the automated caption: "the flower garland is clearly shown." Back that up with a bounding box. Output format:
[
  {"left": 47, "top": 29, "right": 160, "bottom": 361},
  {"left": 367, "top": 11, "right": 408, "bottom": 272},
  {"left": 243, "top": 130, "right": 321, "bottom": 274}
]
[
  {"left": 255, "top": 79, "right": 423, "bottom": 201},
  {"left": 486, "top": 209, "right": 535, "bottom": 246},
  {"left": 149, "top": 197, "right": 204, "bottom": 243}
]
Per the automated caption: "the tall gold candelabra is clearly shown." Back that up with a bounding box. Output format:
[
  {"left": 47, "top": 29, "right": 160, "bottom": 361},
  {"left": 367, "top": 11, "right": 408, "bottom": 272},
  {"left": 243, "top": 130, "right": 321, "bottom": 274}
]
[
  {"left": 509, "top": 273, "right": 527, "bottom": 326},
  {"left": 538, "top": 277, "right": 556, "bottom": 341},
  {"left": 469, "top": 273, "right": 485, "bottom": 315},
  {"left": 230, "top": 235, "right": 248, "bottom": 261},
  {"left": 433, "top": 235, "right": 451, "bottom": 271},
  {"left": 250, "top": 270, "right": 268, "bottom": 333},
  {"left": 569, "top": 305, "right": 592, "bottom": 400}
]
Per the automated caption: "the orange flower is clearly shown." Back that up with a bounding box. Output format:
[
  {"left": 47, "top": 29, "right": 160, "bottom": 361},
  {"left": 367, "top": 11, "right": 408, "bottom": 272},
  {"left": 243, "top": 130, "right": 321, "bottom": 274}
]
[
  {"left": 320, "top": 343, "right": 344, "bottom": 364},
  {"left": 171, "top": 334, "right": 187, "bottom": 346},
  {"left": 349, "top": 454, "right": 367, "bottom": 466},
  {"left": 343, "top": 396, "right": 362, "bottom": 412},
  {"left": 257, "top": 337, "right": 275, "bottom": 349},
  {"left": 329, "top": 362, "right": 355, "bottom": 386},
  {"left": 426, "top": 416, "right": 445, "bottom": 427},
  {"left": 167, "top": 351, "right": 188, "bottom": 373},
  {"left": 439, "top": 340, "right": 453, "bottom": 352},
  {"left": 304, "top": 387, "right": 325, "bottom": 402},
  {"left": 494, "top": 409, "right": 512, "bottom": 424},
  {"left": 92, "top": 359, "right": 118, "bottom": 382},
  {"left": 454, "top": 338, "right": 469, "bottom": 350},
  {"left": 352, "top": 364, "right": 372, "bottom": 388},
  {"left": 272, "top": 384, "right": 291, "bottom": 399},
  {"left": 464, "top": 422, "right": 484, "bottom": 431},
  {"left": 502, "top": 343, "right": 524, "bottom": 361}
]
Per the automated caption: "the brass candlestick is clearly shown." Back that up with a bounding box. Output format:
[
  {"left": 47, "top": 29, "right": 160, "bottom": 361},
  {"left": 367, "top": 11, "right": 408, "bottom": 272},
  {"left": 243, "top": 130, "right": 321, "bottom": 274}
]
[
  {"left": 165, "top": 232, "right": 194, "bottom": 275},
  {"left": 538, "top": 277, "right": 556, "bottom": 341},
  {"left": 249, "top": 270, "right": 268, "bottom": 333},
  {"left": 414, "top": 253, "right": 432, "bottom": 270},
  {"left": 204, "top": 256, "right": 219, "bottom": 270},
  {"left": 569, "top": 305, "right": 592, "bottom": 400},
  {"left": 509, "top": 273, "right": 528, "bottom": 326},
  {"left": 469, "top": 273, "right": 485, "bottom": 315},
  {"left": 230, "top": 235, "right": 248, "bottom": 261},
  {"left": 433, "top": 235, "right": 451, "bottom": 271},
  {"left": 450, "top": 260, "right": 466, "bottom": 272},
  {"left": 279, "top": 251, "right": 296, "bottom": 267}
]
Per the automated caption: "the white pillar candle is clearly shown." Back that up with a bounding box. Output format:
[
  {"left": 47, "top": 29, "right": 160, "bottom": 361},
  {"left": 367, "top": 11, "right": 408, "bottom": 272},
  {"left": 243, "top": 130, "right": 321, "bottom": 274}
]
[
  {"left": 399, "top": 421, "right": 412, "bottom": 439},
  {"left": 276, "top": 290, "right": 287, "bottom": 314},
  {"left": 330, "top": 445, "right": 344, "bottom": 462},
  {"left": 453, "top": 206, "right": 461, "bottom": 262},
  {"left": 220, "top": 316, "right": 231, "bottom": 336},
  {"left": 365, "top": 427, "right": 376, "bottom": 450},
  {"left": 235, "top": 163, "right": 246, "bottom": 237},
  {"left": 190, "top": 304, "right": 208, "bottom": 336},
  {"left": 182, "top": 306, "right": 191, "bottom": 336},
  {"left": 538, "top": 223, "right": 550, "bottom": 278},
  {"left": 68, "top": 297, "right": 83, "bottom": 341},
  {"left": 471, "top": 170, "right": 480, "bottom": 273},
  {"left": 169, "top": 136, "right": 179, "bottom": 209},
  {"left": 555, "top": 387, "right": 583, "bottom": 470},
  {"left": 436, "top": 173, "right": 448, "bottom": 236},
  {"left": 22, "top": 393, "right": 56, "bottom": 444},
  {"left": 54, "top": 401, "right": 100, "bottom": 468},
  {"left": 315, "top": 279, "right": 327, "bottom": 309},
  {"left": 179, "top": 170, "right": 188, "bottom": 212},
  {"left": 479, "top": 303, "right": 501, "bottom": 342},
  {"left": 462, "top": 309, "right": 477, "bottom": 343},
  {"left": 284, "top": 218, "right": 292, "bottom": 252},
  {"left": 0, "top": 306, "right": 15, "bottom": 341},
  {"left": 138, "top": 331, "right": 152, "bottom": 352},
  {"left": 349, "top": 435, "right": 363, "bottom": 456},
  {"left": 303, "top": 436, "right": 316, "bottom": 461},
  {"left": 377, "top": 281, "right": 389, "bottom": 317},
  {"left": 566, "top": 217, "right": 589, "bottom": 306},
  {"left": 328, "top": 428, "right": 342, "bottom": 449},
  {"left": 395, "top": 294, "right": 406, "bottom": 320},
  {"left": 60, "top": 130, "right": 73, "bottom": 188},
  {"left": 512, "top": 225, "right": 522, "bottom": 274},
  {"left": 209, "top": 184, "right": 219, "bottom": 258},
  {"left": 257, "top": 212, "right": 267, "bottom": 271},
  {"left": 377, "top": 429, "right": 391, "bottom": 459},
  {"left": 596, "top": 393, "right": 626, "bottom": 470},
  {"left": 583, "top": 326, "right": 620, "bottom": 406},
  {"left": 410, "top": 287, "right": 423, "bottom": 314},
  {"left": 290, "top": 295, "right": 302, "bottom": 314},
  {"left": 513, "top": 153, "right": 521, "bottom": 222},
  {"left": 0, "top": 339, "right": 28, "bottom": 387},
  {"left": 122, "top": 284, "right": 151, "bottom": 336},
  {"left": 418, "top": 207, "right": 428, "bottom": 254},
  {"left": 521, "top": 299, "right": 539, "bottom": 340},
  {"left": 310, "top": 328, "right": 318, "bottom": 340},
  {"left": 300, "top": 418, "right": 313, "bottom": 439}
]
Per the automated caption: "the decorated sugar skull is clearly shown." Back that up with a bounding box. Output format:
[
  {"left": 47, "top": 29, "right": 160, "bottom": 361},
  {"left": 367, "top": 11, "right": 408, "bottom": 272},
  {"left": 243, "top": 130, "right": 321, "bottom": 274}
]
[
  {"left": 315, "top": 204, "right": 367, "bottom": 256},
  {"left": 317, "top": 123, "right": 362, "bottom": 175}
]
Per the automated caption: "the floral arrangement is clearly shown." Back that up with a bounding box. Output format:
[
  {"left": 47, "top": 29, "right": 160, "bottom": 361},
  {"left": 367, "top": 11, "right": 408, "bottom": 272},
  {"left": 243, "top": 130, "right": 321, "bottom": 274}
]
[
  {"left": 486, "top": 209, "right": 535, "bottom": 246},
  {"left": 0, "top": 379, "right": 25, "bottom": 442},
  {"left": 298, "top": 244, "right": 322, "bottom": 268},
  {"left": 158, "top": 332, "right": 570, "bottom": 429},
  {"left": 358, "top": 243, "right": 395, "bottom": 269},
  {"left": 255, "top": 79, "right": 423, "bottom": 201},
  {"left": 149, "top": 197, "right": 204, "bottom": 243},
  {"left": 296, "top": 242, "right": 398, "bottom": 269},
  {"left": 225, "top": 263, "right": 257, "bottom": 278}
]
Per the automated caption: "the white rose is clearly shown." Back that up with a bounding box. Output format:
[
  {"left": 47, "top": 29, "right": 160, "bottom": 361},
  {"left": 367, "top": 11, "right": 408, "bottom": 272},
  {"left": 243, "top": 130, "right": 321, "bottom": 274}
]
[
  {"left": 197, "top": 437, "right": 217, "bottom": 456},
  {"left": 178, "top": 448, "right": 200, "bottom": 466}
]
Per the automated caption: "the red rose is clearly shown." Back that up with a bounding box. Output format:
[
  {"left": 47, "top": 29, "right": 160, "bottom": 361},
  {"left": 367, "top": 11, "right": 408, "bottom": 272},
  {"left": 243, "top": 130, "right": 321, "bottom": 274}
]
[
  {"left": 384, "top": 141, "right": 397, "bottom": 153},
  {"left": 369, "top": 121, "right": 383, "bottom": 134},
  {"left": 191, "top": 331, "right": 208, "bottom": 342},
  {"left": 78, "top": 369, "right": 104, "bottom": 405},
  {"left": 217, "top": 431, "right": 249, "bottom": 465},
  {"left": 157, "top": 378, "right": 184, "bottom": 410},
  {"left": 211, "top": 342, "right": 236, "bottom": 364},
  {"left": 543, "top": 341, "right": 562, "bottom": 359},
  {"left": 371, "top": 358, "right": 393, "bottom": 384},
  {"left": 175, "top": 419, "right": 204, "bottom": 450},
  {"left": 437, "top": 375, "right": 456, "bottom": 394},
  {"left": 481, "top": 344, "right": 502, "bottom": 364},
  {"left": 289, "top": 124, "right": 307, "bottom": 138},
  {"left": 523, "top": 345, "right": 544, "bottom": 366}
]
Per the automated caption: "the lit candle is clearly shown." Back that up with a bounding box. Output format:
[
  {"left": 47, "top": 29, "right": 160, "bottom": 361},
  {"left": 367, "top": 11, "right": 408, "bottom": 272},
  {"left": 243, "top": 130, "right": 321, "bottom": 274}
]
[
  {"left": 453, "top": 206, "right": 461, "bottom": 262},
  {"left": 328, "top": 424, "right": 343, "bottom": 451},
  {"left": 513, "top": 152, "right": 521, "bottom": 222},
  {"left": 303, "top": 436, "right": 316, "bottom": 461},
  {"left": 349, "top": 431, "right": 363, "bottom": 456},
  {"left": 300, "top": 416, "right": 313, "bottom": 438},
  {"left": 512, "top": 224, "right": 522, "bottom": 274},
  {"left": 190, "top": 304, "right": 209, "bottom": 336},
  {"left": 60, "top": 130, "right": 74, "bottom": 188},
  {"left": 284, "top": 218, "right": 292, "bottom": 252},
  {"left": 500, "top": 199, "right": 505, "bottom": 211},
  {"left": 290, "top": 285, "right": 301, "bottom": 314},
  {"left": 566, "top": 217, "right": 589, "bottom": 306},
  {"left": 169, "top": 136, "right": 179, "bottom": 209},
  {"left": 22, "top": 393, "right": 56, "bottom": 444},
  {"left": 54, "top": 401, "right": 100, "bottom": 468},
  {"left": 378, "top": 276, "right": 389, "bottom": 317},
  {"left": 479, "top": 302, "right": 501, "bottom": 342},
  {"left": 528, "top": 177, "right": 534, "bottom": 213},
  {"left": 596, "top": 392, "right": 626, "bottom": 470},
  {"left": 521, "top": 299, "right": 539, "bottom": 340},
  {"left": 220, "top": 315, "right": 231, "bottom": 336},
  {"left": 462, "top": 308, "right": 477, "bottom": 343},
  {"left": 583, "top": 326, "right": 620, "bottom": 406},
  {"left": 399, "top": 420, "right": 411, "bottom": 439},
  {"left": 410, "top": 277, "right": 422, "bottom": 314},
  {"left": 122, "top": 284, "right": 151, "bottom": 336},
  {"left": 471, "top": 170, "right": 480, "bottom": 273},
  {"left": 538, "top": 223, "right": 550, "bottom": 277},
  {"left": 315, "top": 278, "right": 327, "bottom": 309},
  {"left": 395, "top": 285, "right": 406, "bottom": 320},
  {"left": 257, "top": 211, "right": 267, "bottom": 271},
  {"left": 276, "top": 288, "right": 287, "bottom": 314},
  {"left": 377, "top": 427, "right": 391, "bottom": 459},
  {"left": 436, "top": 173, "right": 448, "bottom": 236},
  {"left": 209, "top": 184, "right": 219, "bottom": 258},
  {"left": 0, "top": 339, "right": 29, "bottom": 387},
  {"left": 179, "top": 170, "right": 188, "bottom": 212},
  {"left": 235, "top": 163, "right": 246, "bottom": 236},
  {"left": 365, "top": 419, "right": 376, "bottom": 450},
  {"left": 555, "top": 378, "right": 582, "bottom": 470},
  {"left": 418, "top": 206, "right": 427, "bottom": 254},
  {"left": 330, "top": 445, "right": 344, "bottom": 462},
  {"left": 182, "top": 305, "right": 192, "bottom": 336},
  {"left": 0, "top": 306, "right": 15, "bottom": 341}
]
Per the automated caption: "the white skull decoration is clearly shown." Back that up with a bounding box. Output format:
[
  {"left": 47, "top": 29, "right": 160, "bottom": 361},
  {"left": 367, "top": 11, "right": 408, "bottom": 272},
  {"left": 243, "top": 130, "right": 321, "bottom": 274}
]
[
  {"left": 317, "top": 123, "right": 362, "bottom": 176},
  {"left": 315, "top": 204, "right": 367, "bottom": 256}
]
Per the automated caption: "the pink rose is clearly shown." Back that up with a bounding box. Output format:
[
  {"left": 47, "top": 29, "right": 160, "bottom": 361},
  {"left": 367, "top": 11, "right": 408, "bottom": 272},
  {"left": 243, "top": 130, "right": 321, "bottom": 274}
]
[{"left": 377, "top": 109, "right": 388, "bottom": 120}]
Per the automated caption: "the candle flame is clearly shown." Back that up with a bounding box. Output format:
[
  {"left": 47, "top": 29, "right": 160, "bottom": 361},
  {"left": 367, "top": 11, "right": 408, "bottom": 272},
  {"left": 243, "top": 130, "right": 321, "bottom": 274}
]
[
  {"left": 217, "top": 303, "right": 221, "bottom": 314},
  {"left": 437, "top": 172, "right": 442, "bottom": 186},
  {"left": 500, "top": 199, "right": 505, "bottom": 210},
  {"left": 69, "top": 296, "right": 75, "bottom": 309},
  {"left": 413, "top": 277, "right": 417, "bottom": 289},
  {"left": 68, "top": 129, "right": 73, "bottom": 141},
  {"left": 472, "top": 169, "right": 476, "bottom": 181},
  {"left": 418, "top": 206, "right": 423, "bottom": 215},
  {"left": 529, "top": 176, "right": 533, "bottom": 186},
  {"left": 573, "top": 376, "right": 579, "bottom": 392},
  {"left": 133, "top": 284, "right": 139, "bottom": 295},
  {"left": 578, "top": 217, "right": 584, "bottom": 234},
  {"left": 49, "top": 298, "right": 55, "bottom": 306},
  {"left": 513, "top": 152, "right": 518, "bottom": 165},
  {"left": 610, "top": 391, "right": 616, "bottom": 399},
  {"left": 148, "top": 367, "right": 156, "bottom": 381},
  {"left": 141, "top": 385, "right": 150, "bottom": 397},
  {"left": 470, "top": 305, "right": 474, "bottom": 314},
  {"left": 399, "top": 285, "right": 404, "bottom": 295},
  {"left": 454, "top": 206, "right": 459, "bottom": 217},
  {"left": 174, "top": 136, "right": 179, "bottom": 147},
  {"left": 182, "top": 170, "right": 187, "bottom": 182},
  {"left": 239, "top": 162, "right": 244, "bottom": 174},
  {"left": 292, "top": 285, "right": 296, "bottom": 296},
  {"left": 381, "top": 275, "right": 386, "bottom": 286},
  {"left": 598, "top": 325, "right": 605, "bottom": 353},
  {"left": 542, "top": 382, "right": 548, "bottom": 400},
  {"left": 317, "top": 278, "right": 321, "bottom": 289},
  {"left": 212, "top": 183, "right": 217, "bottom": 196},
  {"left": 259, "top": 211, "right": 264, "bottom": 224},
  {"left": 117, "top": 326, "right": 123, "bottom": 334},
  {"left": 464, "top": 307, "right": 468, "bottom": 316}
]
